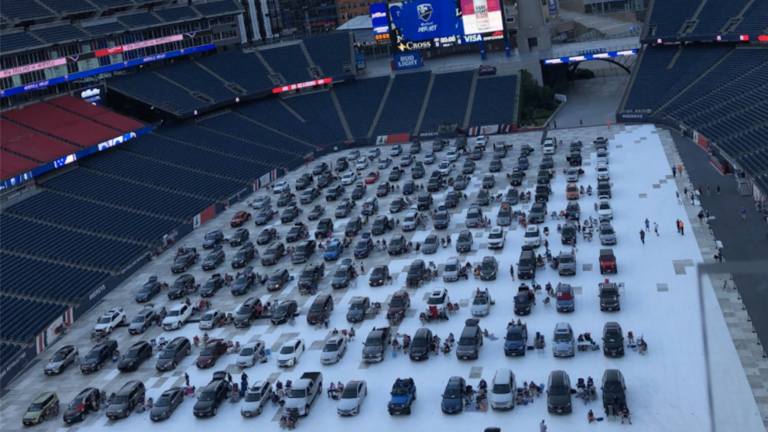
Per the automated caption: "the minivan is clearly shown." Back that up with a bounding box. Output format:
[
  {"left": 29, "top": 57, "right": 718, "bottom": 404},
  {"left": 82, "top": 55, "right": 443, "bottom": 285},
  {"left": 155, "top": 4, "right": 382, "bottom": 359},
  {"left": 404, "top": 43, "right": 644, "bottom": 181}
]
[
  {"left": 490, "top": 368, "right": 516, "bottom": 410},
  {"left": 456, "top": 319, "right": 483, "bottom": 360},
  {"left": 517, "top": 250, "right": 536, "bottom": 279},
  {"left": 466, "top": 205, "right": 483, "bottom": 228},
  {"left": 409, "top": 328, "right": 433, "bottom": 361},
  {"left": 443, "top": 257, "right": 461, "bottom": 282},
  {"left": 552, "top": 322, "right": 575, "bottom": 358},
  {"left": 106, "top": 381, "right": 146, "bottom": 419},
  {"left": 547, "top": 370, "right": 572, "bottom": 414},
  {"left": 307, "top": 294, "right": 334, "bottom": 325}
]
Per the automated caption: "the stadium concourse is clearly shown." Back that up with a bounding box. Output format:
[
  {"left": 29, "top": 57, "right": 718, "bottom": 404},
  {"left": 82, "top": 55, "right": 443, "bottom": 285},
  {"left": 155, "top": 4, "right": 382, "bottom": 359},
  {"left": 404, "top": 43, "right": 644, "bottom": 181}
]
[{"left": 0, "top": 125, "right": 762, "bottom": 432}]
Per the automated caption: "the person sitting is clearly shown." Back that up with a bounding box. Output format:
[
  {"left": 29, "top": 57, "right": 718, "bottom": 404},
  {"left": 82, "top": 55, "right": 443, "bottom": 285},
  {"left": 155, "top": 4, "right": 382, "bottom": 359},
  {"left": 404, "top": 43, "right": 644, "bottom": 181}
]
[
  {"left": 587, "top": 376, "right": 594, "bottom": 388},
  {"left": 577, "top": 378, "right": 586, "bottom": 390},
  {"left": 392, "top": 338, "right": 400, "bottom": 350},
  {"left": 621, "top": 405, "right": 632, "bottom": 424},
  {"left": 478, "top": 379, "right": 488, "bottom": 391},
  {"left": 146, "top": 397, "right": 154, "bottom": 410},
  {"left": 529, "top": 382, "right": 541, "bottom": 396},
  {"left": 336, "top": 381, "right": 344, "bottom": 393},
  {"left": 584, "top": 332, "right": 593, "bottom": 342},
  {"left": 184, "top": 386, "right": 196, "bottom": 396},
  {"left": 474, "top": 267, "right": 481, "bottom": 278},
  {"left": 193, "top": 335, "right": 200, "bottom": 346},
  {"left": 588, "top": 410, "right": 596, "bottom": 423},
  {"left": 203, "top": 332, "right": 210, "bottom": 344},
  {"left": 327, "top": 382, "right": 336, "bottom": 398},
  {"left": 546, "top": 282, "right": 554, "bottom": 296},
  {"left": 482, "top": 328, "right": 489, "bottom": 338},
  {"left": 453, "top": 302, "right": 460, "bottom": 312},
  {"left": 579, "top": 185, "right": 585, "bottom": 194},
  {"left": 587, "top": 185, "right": 592, "bottom": 195}
]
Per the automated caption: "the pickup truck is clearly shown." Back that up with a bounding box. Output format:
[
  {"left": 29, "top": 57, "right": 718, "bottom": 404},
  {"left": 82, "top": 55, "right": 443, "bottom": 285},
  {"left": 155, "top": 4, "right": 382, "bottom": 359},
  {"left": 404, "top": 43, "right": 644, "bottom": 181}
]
[
  {"left": 388, "top": 378, "right": 417, "bottom": 415},
  {"left": 284, "top": 372, "right": 323, "bottom": 417},
  {"left": 599, "top": 248, "right": 617, "bottom": 274},
  {"left": 362, "top": 327, "right": 390, "bottom": 363}
]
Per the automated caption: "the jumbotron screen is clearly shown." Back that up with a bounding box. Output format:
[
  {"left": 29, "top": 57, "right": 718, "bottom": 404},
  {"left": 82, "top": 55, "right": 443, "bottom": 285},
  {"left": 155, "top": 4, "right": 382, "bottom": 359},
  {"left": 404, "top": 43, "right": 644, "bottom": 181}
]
[{"left": 386, "top": 0, "right": 505, "bottom": 52}]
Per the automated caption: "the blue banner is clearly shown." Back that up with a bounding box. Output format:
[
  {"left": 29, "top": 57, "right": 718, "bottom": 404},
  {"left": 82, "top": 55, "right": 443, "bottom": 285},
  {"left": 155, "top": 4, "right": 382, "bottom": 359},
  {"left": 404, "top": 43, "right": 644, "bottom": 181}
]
[
  {"left": 548, "top": 0, "right": 558, "bottom": 16},
  {"left": 1, "top": 44, "right": 216, "bottom": 98},
  {"left": 394, "top": 52, "right": 424, "bottom": 70},
  {"left": 371, "top": 3, "right": 389, "bottom": 35}
]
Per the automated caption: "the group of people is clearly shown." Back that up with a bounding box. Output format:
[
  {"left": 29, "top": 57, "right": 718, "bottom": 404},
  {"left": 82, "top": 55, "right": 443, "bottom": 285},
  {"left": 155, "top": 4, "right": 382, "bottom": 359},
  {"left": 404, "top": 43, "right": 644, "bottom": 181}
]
[{"left": 517, "top": 381, "right": 543, "bottom": 406}]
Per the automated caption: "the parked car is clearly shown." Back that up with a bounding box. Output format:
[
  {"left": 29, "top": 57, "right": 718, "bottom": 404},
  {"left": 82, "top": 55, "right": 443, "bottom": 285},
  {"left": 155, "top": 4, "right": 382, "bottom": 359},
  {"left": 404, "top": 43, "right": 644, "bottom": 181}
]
[
  {"left": 504, "top": 325, "right": 528, "bottom": 357},
  {"left": 321, "top": 335, "right": 348, "bottom": 365},
  {"left": 202, "top": 230, "right": 224, "bottom": 249},
  {"left": 117, "top": 341, "right": 152, "bottom": 372},
  {"left": 471, "top": 289, "right": 493, "bottom": 317},
  {"left": 94, "top": 307, "right": 125, "bottom": 334},
  {"left": 193, "top": 379, "right": 228, "bottom": 417},
  {"left": 277, "top": 338, "right": 305, "bottom": 367},
  {"left": 63, "top": 387, "right": 100, "bottom": 423},
  {"left": 441, "top": 377, "right": 467, "bottom": 414},
  {"left": 241, "top": 381, "right": 273, "bottom": 417},
  {"left": 196, "top": 339, "right": 228, "bottom": 368},
  {"left": 307, "top": 294, "right": 334, "bottom": 325},
  {"left": 230, "top": 211, "right": 251, "bottom": 227},
  {"left": 487, "top": 226, "right": 505, "bottom": 248},
  {"left": 150, "top": 387, "right": 185, "bottom": 421},
  {"left": 200, "top": 275, "right": 225, "bottom": 297},
  {"left": 155, "top": 337, "right": 191, "bottom": 371},
  {"left": 199, "top": 309, "right": 224, "bottom": 330},
  {"left": 388, "top": 234, "right": 406, "bottom": 255},
  {"left": 234, "top": 297, "right": 263, "bottom": 327},
  {"left": 271, "top": 300, "right": 298, "bottom": 325},
  {"left": 555, "top": 284, "right": 575, "bottom": 312},
  {"left": 261, "top": 242, "right": 285, "bottom": 266},
  {"left": 162, "top": 303, "right": 192, "bottom": 330},
  {"left": 547, "top": 370, "right": 573, "bottom": 414},
  {"left": 490, "top": 369, "right": 516, "bottom": 411},
  {"left": 23, "top": 392, "right": 60, "bottom": 426},
  {"left": 388, "top": 378, "right": 417, "bottom": 415},
  {"left": 106, "top": 381, "right": 145, "bottom": 420},
  {"left": 552, "top": 322, "right": 575, "bottom": 358},
  {"left": 250, "top": 195, "right": 270, "bottom": 209},
  {"left": 557, "top": 251, "right": 577, "bottom": 276},
  {"left": 201, "top": 247, "right": 225, "bottom": 271},
  {"left": 135, "top": 277, "right": 161, "bottom": 302},
  {"left": 337, "top": 380, "right": 367, "bottom": 416},
  {"left": 422, "top": 234, "right": 440, "bottom": 254},
  {"left": 232, "top": 242, "right": 256, "bottom": 268},
  {"left": 456, "top": 319, "right": 483, "bottom": 360},
  {"left": 267, "top": 268, "right": 290, "bottom": 292},
  {"left": 44, "top": 345, "right": 78, "bottom": 375},
  {"left": 599, "top": 282, "right": 621, "bottom": 311},
  {"left": 480, "top": 256, "right": 499, "bottom": 280},
  {"left": 599, "top": 222, "right": 617, "bottom": 245},
  {"left": 456, "top": 230, "right": 473, "bottom": 253},
  {"left": 347, "top": 296, "right": 370, "bottom": 323},
  {"left": 603, "top": 322, "right": 625, "bottom": 357},
  {"left": 601, "top": 369, "right": 627, "bottom": 414}
]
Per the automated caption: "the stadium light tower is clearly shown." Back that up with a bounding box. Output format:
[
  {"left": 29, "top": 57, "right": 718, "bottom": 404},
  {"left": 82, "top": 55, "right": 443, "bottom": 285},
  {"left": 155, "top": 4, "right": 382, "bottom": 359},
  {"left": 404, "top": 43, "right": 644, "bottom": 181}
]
[{"left": 517, "top": 0, "right": 552, "bottom": 53}]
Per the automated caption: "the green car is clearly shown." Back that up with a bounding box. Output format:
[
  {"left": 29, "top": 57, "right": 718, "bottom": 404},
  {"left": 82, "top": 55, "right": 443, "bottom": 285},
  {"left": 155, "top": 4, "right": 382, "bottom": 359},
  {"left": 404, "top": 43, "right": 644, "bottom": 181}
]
[{"left": 23, "top": 392, "right": 59, "bottom": 426}]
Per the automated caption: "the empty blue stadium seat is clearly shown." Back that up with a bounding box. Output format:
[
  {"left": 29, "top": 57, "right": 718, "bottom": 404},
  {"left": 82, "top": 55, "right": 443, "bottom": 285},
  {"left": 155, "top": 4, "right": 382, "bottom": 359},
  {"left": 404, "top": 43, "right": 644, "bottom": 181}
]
[
  {"left": 420, "top": 71, "right": 474, "bottom": 132},
  {"left": 118, "top": 11, "right": 162, "bottom": 29},
  {"left": 302, "top": 33, "right": 352, "bottom": 77},
  {"left": 692, "top": 0, "right": 749, "bottom": 35},
  {"left": 373, "top": 72, "right": 432, "bottom": 136},
  {"left": 647, "top": 0, "right": 701, "bottom": 37},
  {"left": 334, "top": 76, "right": 390, "bottom": 138},
  {"left": 39, "top": 0, "right": 97, "bottom": 14},
  {"left": 0, "top": 296, "right": 68, "bottom": 342},
  {"left": 200, "top": 111, "right": 313, "bottom": 154},
  {"left": 233, "top": 99, "right": 320, "bottom": 148},
  {"left": 42, "top": 168, "right": 211, "bottom": 219},
  {"left": 33, "top": 25, "right": 90, "bottom": 44},
  {"left": 83, "top": 21, "right": 127, "bottom": 36},
  {"left": 154, "top": 61, "right": 241, "bottom": 103},
  {"left": 259, "top": 44, "right": 312, "bottom": 84},
  {"left": 734, "top": 0, "right": 768, "bottom": 34},
  {"left": 90, "top": 0, "right": 135, "bottom": 7},
  {"left": 283, "top": 91, "right": 347, "bottom": 143},
  {"left": 6, "top": 190, "right": 179, "bottom": 243},
  {"left": 0, "top": 215, "right": 147, "bottom": 271},
  {"left": 108, "top": 72, "right": 210, "bottom": 115},
  {"left": 155, "top": 6, "right": 200, "bottom": 23},
  {"left": 468, "top": 75, "right": 518, "bottom": 127},
  {"left": 0, "top": 32, "right": 44, "bottom": 53},
  {"left": 0, "top": 343, "right": 22, "bottom": 367},
  {"left": 194, "top": 0, "right": 241, "bottom": 16},
  {"left": 0, "top": 0, "right": 55, "bottom": 20},
  {"left": 82, "top": 150, "right": 245, "bottom": 199},
  {"left": 196, "top": 51, "right": 274, "bottom": 93}
]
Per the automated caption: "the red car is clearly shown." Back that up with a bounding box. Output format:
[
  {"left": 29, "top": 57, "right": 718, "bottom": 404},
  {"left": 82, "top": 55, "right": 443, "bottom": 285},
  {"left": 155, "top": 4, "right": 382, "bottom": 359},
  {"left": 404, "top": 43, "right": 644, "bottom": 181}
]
[
  {"left": 196, "top": 339, "right": 228, "bottom": 368},
  {"left": 364, "top": 172, "right": 380, "bottom": 184},
  {"left": 230, "top": 211, "right": 251, "bottom": 227}
]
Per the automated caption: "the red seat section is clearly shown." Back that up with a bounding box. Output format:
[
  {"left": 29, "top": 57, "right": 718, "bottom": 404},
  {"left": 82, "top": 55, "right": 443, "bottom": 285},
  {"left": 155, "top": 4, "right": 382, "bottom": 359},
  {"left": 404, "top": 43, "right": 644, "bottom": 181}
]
[
  {"left": 1, "top": 120, "right": 80, "bottom": 162},
  {"left": 48, "top": 96, "right": 145, "bottom": 133},
  {"left": 0, "top": 150, "right": 39, "bottom": 179},
  {"left": 2, "top": 103, "right": 121, "bottom": 147}
]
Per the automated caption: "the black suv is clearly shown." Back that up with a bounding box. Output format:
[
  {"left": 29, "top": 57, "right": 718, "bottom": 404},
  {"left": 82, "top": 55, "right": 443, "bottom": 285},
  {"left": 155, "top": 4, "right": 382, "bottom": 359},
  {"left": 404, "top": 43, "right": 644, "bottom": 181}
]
[
  {"left": 417, "top": 193, "right": 433, "bottom": 210},
  {"left": 118, "top": 341, "right": 153, "bottom": 372},
  {"left": 267, "top": 268, "right": 290, "bottom": 292},
  {"left": 315, "top": 218, "right": 334, "bottom": 240},
  {"left": 156, "top": 337, "right": 191, "bottom": 371},
  {"left": 388, "top": 234, "right": 406, "bottom": 255},
  {"left": 261, "top": 242, "right": 285, "bottom": 266},
  {"left": 168, "top": 274, "right": 195, "bottom": 299},
  {"left": 193, "top": 379, "right": 228, "bottom": 417},
  {"left": 80, "top": 340, "right": 118, "bottom": 374},
  {"left": 298, "top": 263, "right": 325, "bottom": 291},
  {"left": 106, "top": 381, "right": 145, "bottom": 420},
  {"left": 280, "top": 205, "right": 301, "bottom": 223},
  {"left": 232, "top": 242, "right": 256, "bottom": 268},
  {"left": 603, "top": 322, "right": 625, "bottom": 357},
  {"left": 229, "top": 228, "right": 250, "bottom": 246},
  {"left": 200, "top": 275, "right": 225, "bottom": 297},
  {"left": 234, "top": 297, "right": 262, "bottom": 327},
  {"left": 325, "top": 183, "right": 344, "bottom": 201},
  {"left": 369, "top": 265, "right": 390, "bottom": 286},
  {"left": 347, "top": 296, "right": 370, "bottom": 323},
  {"left": 528, "top": 202, "right": 547, "bottom": 224},
  {"left": 271, "top": 300, "right": 298, "bottom": 325},
  {"left": 292, "top": 239, "right": 317, "bottom": 264},
  {"left": 372, "top": 215, "right": 393, "bottom": 235}
]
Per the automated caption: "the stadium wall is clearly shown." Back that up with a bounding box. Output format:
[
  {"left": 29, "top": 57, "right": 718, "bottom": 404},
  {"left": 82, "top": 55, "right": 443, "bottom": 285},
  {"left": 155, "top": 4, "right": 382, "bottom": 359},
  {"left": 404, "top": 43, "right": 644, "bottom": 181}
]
[{"left": 0, "top": 345, "right": 37, "bottom": 392}]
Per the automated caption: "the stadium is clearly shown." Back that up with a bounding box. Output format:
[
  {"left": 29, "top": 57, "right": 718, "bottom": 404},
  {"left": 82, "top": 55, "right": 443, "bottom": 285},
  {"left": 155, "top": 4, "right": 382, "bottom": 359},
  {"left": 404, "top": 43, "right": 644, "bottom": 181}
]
[{"left": 0, "top": 0, "right": 766, "bottom": 431}]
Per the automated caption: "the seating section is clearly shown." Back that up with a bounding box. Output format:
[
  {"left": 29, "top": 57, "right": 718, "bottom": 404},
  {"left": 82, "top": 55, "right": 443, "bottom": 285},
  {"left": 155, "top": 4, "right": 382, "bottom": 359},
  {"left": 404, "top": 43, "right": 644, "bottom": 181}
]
[
  {"left": 0, "top": 150, "right": 39, "bottom": 179},
  {"left": 334, "top": 76, "right": 390, "bottom": 138},
  {"left": 196, "top": 51, "right": 274, "bottom": 93},
  {"left": 646, "top": 0, "right": 702, "bottom": 37},
  {"left": 0, "top": 0, "right": 55, "bottom": 20},
  {"left": 468, "top": 74, "right": 518, "bottom": 127},
  {"left": 108, "top": 72, "right": 211, "bottom": 115},
  {"left": 0, "top": 215, "right": 146, "bottom": 271},
  {"left": 42, "top": 168, "right": 211, "bottom": 219},
  {"left": 3, "top": 104, "right": 123, "bottom": 148},
  {"left": 82, "top": 150, "right": 244, "bottom": 199},
  {"left": 82, "top": 21, "right": 127, "bottom": 36},
  {"left": 48, "top": 96, "right": 145, "bottom": 133},
  {"left": 194, "top": 0, "right": 241, "bottom": 16},
  {"left": 155, "top": 61, "right": 241, "bottom": 102},
  {"left": 39, "top": 0, "right": 97, "bottom": 14},
  {"left": 373, "top": 72, "right": 432, "bottom": 136},
  {"left": 420, "top": 71, "right": 474, "bottom": 132},
  {"left": 734, "top": 0, "right": 768, "bottom": 34},
  {"left": 0, "top": 32, "right": 44, "bottom": 53},
  {"left": 33, "top": 24, "right": 91, "bottom": 44},
  {"left": 90, "top": 0, "right": 135, "bottom": 7},
  {"left": 260, "top": 44, "right": 311, "bottom": 84},
  {"left": 0, "top": 296, "right": 68, "bottom": 342},
  {"left": 126, "top": 132, "right": 272, "bottom": 182},
  {"left": 693, "top": 0, "right": 750, "bottom": 35},
  {"left": 302, "top": 33, "right": 352, "bottom": 77},
  {"left": 118, "top": 11, "right": 162, "bottom": 29},
  {"left": 201, "top": 110, "right": 313, "bottom": 153},
  {"left": 155, "top": 6, "right": 200, "bottom": 23},
  {"left": 6, "top": 190, "right": 180, "bottom": 243},
  {"left": 1, "top": 343, "right": 22, "bottom": 368},
  {"left": 283, "top": 91, "right": 347, "bottom": 143},
  {"left": 0, "top": 120, "right": 81, "bottom": 162}
]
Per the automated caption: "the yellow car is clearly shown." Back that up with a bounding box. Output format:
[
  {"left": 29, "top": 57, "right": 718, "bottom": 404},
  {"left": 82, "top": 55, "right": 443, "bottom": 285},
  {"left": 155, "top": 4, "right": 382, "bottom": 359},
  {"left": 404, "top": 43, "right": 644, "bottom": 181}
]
[{"left": 22, "top": 392, "right": 59, "bottom": 426}]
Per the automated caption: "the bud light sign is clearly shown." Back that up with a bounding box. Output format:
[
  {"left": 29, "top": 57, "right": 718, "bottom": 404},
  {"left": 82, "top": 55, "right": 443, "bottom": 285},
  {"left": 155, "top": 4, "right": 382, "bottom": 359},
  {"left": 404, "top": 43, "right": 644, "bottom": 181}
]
[{"left": 394, "top": 52, "right": 423, "bottom": 70}]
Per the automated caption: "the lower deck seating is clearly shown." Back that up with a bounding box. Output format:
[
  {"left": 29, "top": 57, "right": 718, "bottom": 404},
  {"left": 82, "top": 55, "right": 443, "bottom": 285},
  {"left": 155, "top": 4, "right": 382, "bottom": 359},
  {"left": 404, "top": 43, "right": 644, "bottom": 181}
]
[
  {"left": 334, "top": 76, "right": 389, "bottom": 138},
  {"left": 468, "top": 75, "right": 518, "bottom": 127},
  {"left": 0, "top": 296, "right": 68, "bottom": 342},
  {"left": 373, "top": 72, "right": 432, "bottom": 136},
  {"left": 420, "top": 71, "right": 474, "bottom": 132},
  {"left": 0, "top": 253, "right": 110, "bottom": 302}
]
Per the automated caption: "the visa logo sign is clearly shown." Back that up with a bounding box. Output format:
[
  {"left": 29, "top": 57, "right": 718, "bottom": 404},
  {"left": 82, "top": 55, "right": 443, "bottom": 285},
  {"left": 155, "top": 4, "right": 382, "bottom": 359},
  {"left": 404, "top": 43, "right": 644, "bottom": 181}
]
[{"left": 463, "top": 34, "right": 483, "bottom": 43}]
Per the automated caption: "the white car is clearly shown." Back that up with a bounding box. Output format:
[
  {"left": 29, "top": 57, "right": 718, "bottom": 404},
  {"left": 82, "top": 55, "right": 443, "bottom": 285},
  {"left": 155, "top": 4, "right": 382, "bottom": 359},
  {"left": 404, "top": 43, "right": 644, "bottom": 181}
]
[
  {"left": 437, "top": 160, "right": 452, "bottom": 175},
  {"left": 276, "top": 338, "right": 305, "bottom": 367},
  {"left": 356, "top": 157, "right": 369, "bottom": 170},
  {"left": 475, "top": 135, "right": 487, "bottom": 149},
  {"left": 597, "top": 200, "right": 613, "bottom": 219},
  {"left": 241, "top": 381, "right": 273, "bottom": 417},
  {"left": 94, "top": 307, "right": 125, "bottom": 334},
  {"left": 487, "top": 227, "right": 505, "bottom": 249},
  {"left": 402, "top": 209, "right": 420, "bottom": 231},
  {"left": 341, "top": 171, "right": 357, "bottom": 185},
  {"left": 320, "top": 335, "right": 348, "bottom": 365},
  {"left": 596, "top": 166, "right": 610, "bottom": 181},
  {"left": 272, "top": 181, "right": 289, "bottom": 194},
  {"left": 237, "top": 340, "right": 267, "bottom": 368},
  {"left": 337, "top": 380, "right": 367, "bottom": 416},
  {"left": 523, "top": 225, "right": 541, "bottom": 247},
  {"left": 367, "top": 148, "right": 380, "bottom": 159},
  {"left": 390, "top": 145, "right": 402, "bottom": 157},
  {"left": 250, "top": 195, "right": 271, "bottom": 209},
  {"left": 446, "top": 147, "right": 459, "bottom": 162},
  {"left": 162, "top": 303, "right": 192, "bottom": 330},
  {"left": 427, "top": 288, "right": 451, "bottom": 313},
  {"left": 565, "top": 168, "right": 580, "bottom": 182},
  {"left": 199, "top": 309, "right": 222, "bottom": 330},
  {"left": 597, "top": 160, "right": 609, "bottom": 169},
  {"left": 347, "top": 150, "right": 360, "bottom": 161},
  {"left": 597, "top": 150, "right": 609, "bottom": 164},
  {"left": 471, "top": 289, "right": 493, "bottom": 317},
  {"left": 542, "top": 142, "right": 555, "bottom": 155}
]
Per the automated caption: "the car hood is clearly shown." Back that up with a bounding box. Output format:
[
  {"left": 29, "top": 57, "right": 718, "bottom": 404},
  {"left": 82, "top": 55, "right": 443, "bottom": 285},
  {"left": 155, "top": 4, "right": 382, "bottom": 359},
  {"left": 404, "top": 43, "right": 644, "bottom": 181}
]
[
  {"left": 423, "top": 244, "right": 438, "bottom": 252},
  {"left": 548, "top": 393, "right": 571, "bottom": 406},
  {"left": 80, "top": 357, "right": 100, "bottom": 366},
  {"left": 233, "top": 283, "right": 249, "bottom": 292},
  {"left": 471, "top": 304, "right": 488, "bottom": 314},
  {"left": 363, "top": 345, "right": 383, "bottom": 355},
  {"left": 337, "top": 397, "right": 358, "bottom": 411},
  {"left": 553, "top": 340, "right": 573, "bottom": 351},
  {"left": 442, "top": 397, "right": 463, "bottom": 409},
  {"left": 118, "top": 358, "right": 137, "bottom": 368},
  {"left": 150, "top": 406, "right": 170, "bottom": 417},
  {"left": 410, "top": 345, "right": 428, "bottom": 356},
  {"left": 136, "top": 291, "right": 151, "bottom": 299},
  {"left": 332, "top": 276, "right": 348, "bottom": 285},
  {"left": 194, "top": 400, "right": 215, "bottom": 411},
  {"left": 200, "top": 286, "right": 216, "bottom": 294},
  {"left": 284, "top": 397, "right": 306, "bottom": 409},
  {"left": 241, "top": 400, "right": 261, "bottom": 412},
  {"left": 490, "top": 391, "right": 513, "bottom": 405},
  {"left": 23, "top": 411, "right": 41, "bottom": 420},
  {"left": 320, "top": 351, "right": 338, "bottom": 361},
  {"left": 45, "top": 360, "right": 64, "bottom": 370},
  {"left": 390, "top": 394, "right": 410, "bottom": 405},
  {"left": 505, "top": 338, "right": 524, "bottom": 349},
  {"left": 107, "top": 403, "right": 129, "bottom": 414}
]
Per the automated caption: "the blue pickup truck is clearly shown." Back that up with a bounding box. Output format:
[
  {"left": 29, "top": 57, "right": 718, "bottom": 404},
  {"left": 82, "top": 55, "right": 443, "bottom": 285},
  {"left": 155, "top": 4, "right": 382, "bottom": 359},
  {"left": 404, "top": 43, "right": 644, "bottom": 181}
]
[{"left": 388, "top": 378, "right": 416, "bottom": 415}]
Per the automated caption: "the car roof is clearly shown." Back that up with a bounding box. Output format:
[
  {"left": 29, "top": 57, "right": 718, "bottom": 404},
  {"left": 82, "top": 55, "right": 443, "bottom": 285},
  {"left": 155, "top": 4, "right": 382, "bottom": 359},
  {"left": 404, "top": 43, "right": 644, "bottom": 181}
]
[
  {"left": 169, "top": 303, "right": 187, "bottom": 311},
  {"left": 554, "top": 322, "right": 572, "bottom": 332},
  {"left": 525, "top": 225, "right": 538, "bottom": 232}
]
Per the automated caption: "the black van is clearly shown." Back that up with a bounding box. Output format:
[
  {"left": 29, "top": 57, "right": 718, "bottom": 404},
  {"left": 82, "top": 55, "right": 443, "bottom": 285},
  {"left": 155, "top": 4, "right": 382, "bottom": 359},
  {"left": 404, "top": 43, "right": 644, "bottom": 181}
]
[
  {"left": 456, "top": 319, "right": 483, "bottom": 360},
  {"left": 417, "top": 193, "right": 433, "bottom": 210},
  {"left": 517, "top": 250, "right": 536, "bottom": 280},
  {"left": 409, "top": 328, "right": 434, "bottom": 361}
]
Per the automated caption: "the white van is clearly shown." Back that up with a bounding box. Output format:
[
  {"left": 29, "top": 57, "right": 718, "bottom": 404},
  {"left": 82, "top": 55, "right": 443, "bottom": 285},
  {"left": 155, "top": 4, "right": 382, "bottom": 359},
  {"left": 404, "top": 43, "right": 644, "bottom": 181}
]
[{"left": 490, "top": 368, "right": 516, "bottom": 410}]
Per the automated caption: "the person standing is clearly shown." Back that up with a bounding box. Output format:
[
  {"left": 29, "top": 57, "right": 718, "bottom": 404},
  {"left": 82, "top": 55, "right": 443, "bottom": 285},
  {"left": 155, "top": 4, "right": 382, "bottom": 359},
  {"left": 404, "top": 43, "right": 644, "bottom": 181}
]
[
  {"left": 680, "top": 221, "right": 685, "bottom": 235},
  {"left": 672, "top": 165, "right": 677, "bottom": 177},
  {"left": 717, "top": 185, "right": 721, "bottom": 195},
  {"left": 639, "top": 230, "right": 645, "bottom": 244},
  {"left": 644, "top": 218, "right": 650, "bottom": 231},
  {"left": 741, "top": 206, "right": 747, "bottom": 221},
  {"left": 677, "top": 164, "right": 683, "bottom": 175},
  {"left": 509, "top": 263, "right": 515, "bottom": 281},
  {"left": 707, "top": 185, "right": 711, "bottom": 196},
  {"left": 654, "top": 222, "right": 659, "bottom": 236},
  {"left": 676, "top": 219, "right": 681, "bottom": 233},
  {"left": 540, "top": 419, "right": 548, "bottom": 432},
  {"left": 360, "top": 262, "right": 365, "bottom": 274},
  {"left": 677, "top": 191, "right": 682, "bottom": 205}
]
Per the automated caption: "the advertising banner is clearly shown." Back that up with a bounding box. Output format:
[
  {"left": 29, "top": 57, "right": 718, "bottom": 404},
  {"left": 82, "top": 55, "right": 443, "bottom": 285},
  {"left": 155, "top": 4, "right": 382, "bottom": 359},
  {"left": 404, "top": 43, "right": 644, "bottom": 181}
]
[
  {"left": 389, "top": 0, "right": 464, "bottom": 52},
  {"left": 371, "top": 3, "right": 389, "bottom": 35},
  {"left": 460, "top": 0, "right": 503, "bottom": 35},
  {"left": 548, "top": 0, "right": 558, "bottom": 16},
  {"left": 0, "top": 58, "right": 67, "bottom": 79},
  {"left": 394, "top": 52, "right": 424, "bottom": 70},
  {"left": 0, "top": 345, "right": 36, "bottom": 391}
]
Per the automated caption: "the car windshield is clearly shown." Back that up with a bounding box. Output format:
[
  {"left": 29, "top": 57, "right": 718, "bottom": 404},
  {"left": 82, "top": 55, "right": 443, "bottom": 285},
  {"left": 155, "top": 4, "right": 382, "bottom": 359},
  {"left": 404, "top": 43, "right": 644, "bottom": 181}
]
[
  {"left": 425, "top": 236, "right": 437, "bottom": 245},
  {"left": 125, "top": 349, "right": 140, "bottom": 359},
  {"left": 563, "top": 227, "right": 575, "bottom": 235},
  {"left": 365, "top": 336, "right": 382, "bottom": 346},
  {"left": 391, "top": 238, "right": 402, "bottom": 247},
  {"left": 334, "top": 268, "right": 348, "bottom": 278},
  {"left": 155, "top": 396, "right": 171, "bottom": 407},
  {"left": 524, "top": 230, "right": 538, "bottom": 238},
  {"left": 68, "top": 398, "right": 83, "bottom": 409},
  {"left": 159, "top": 350, "right": 176, "bottom": 359},
  {"left": 558, "top": 290, "right": 573, "bottom": 300},
  {"left": 604, "top": 381, "right": 623, "bottom": 392},
  {"left": 235, "top": 250, "right": 248, "bottom": 259},
  {"left": 98, "top": 317, "right": 112, "bottom": 324},
  {"left": 459, "top": 233, "right": 470, "bottom": 241},
  {"left": 506, "top": 330, "right": 522, "bottom": 340},
  {"left": 489, "top": 231, "right": 502, "bottom": 239},
  {"left": 459, "top": 337, "right": 474, "bottom": 345},
  {"left": 482, "top": 261, "right": 495, "bottom": 270},
  {"left": 266, "top": 247, "right": 277, "bottom": 255},
  {"left": 559, "top": 256, "right": 573, "bottom": 263},
  {"left": 205, "top": 233, "right": 218, "bottom": 240},
  {"left": 168, "top": 310, "right": 180, "bottom": 317},
  {"left": 549, "top": 383, "right": 568, "bottom": 395},
  {"left": 199, "top": 391, "right": 216, "bottom": 402},
  {"left": 445, "top": 262, "right": 457, "bottom": 272},
  {"left": 323, "top": 342, "right": 339, "bottom": 352},
  {"left": 473, "top": 296, "right": 487, "bottom": 305},
  {"left": 201, "top": 346, "right": 216, "bottom": 356},
  {"left": 467, "top": 209, "right": 478, "bottom": 219},
  {"left": 404, "top": 215, "right": 415, "bottom": 222},
  {"left": 444, "top": 388, "right": 461, "bottom": 398},
  {"left": 140, "top": 284, "right": 153, "bottom": 292},
  {"left": 202, "top": 313, "right": 216, "bottom": 322},
  {"left": 288, "top": 389, "right": 305, "bottom": 398},
  {"left": 601, "top": 290, "right": 618, "bottom": 298},
  {"left": 493, "top": 384, "right": 511, "bottom": 394},
  {"left": 310, "top": 302, "right": 325, "bottom": 312},
  {"left": 554, "top": 332, "right": 572, "bottom": 342},
  {"left": 326, "top": 243, "right": 338, "bottom": 252},
  {"left": 341, "top": 386, "right": 357, "bottom": 399},
  {"left": 599, "top": 203, "right": 611, "bottom": 210},
  {"left": 605, "top": 332, "right": 621, "bottom": 342},
  {"left": 277, "top": 305, "right": 290, "bottom": 314},
  {"left": 51, "top": 351, "right": 68, "bottom": 362},
  {"left": 356, "top": 240, "right": 368, "bottom": 249},
  {"left": 427, "top": 295, "right": 445, "bottom": 305},
  {"left": 280, "top": 345, "right": 295, "bottom": 354},
  {"left": 113, "top": 395, "right": 129, "bottom": 404},
  {"left": 601, "top": 227, "right": 614, "bottom": 235},
  {"left": 350, "top": 300, "right": 366, "bottom": 310},
  {"left": 390, "top": 298, "right": 405, "bottom": 307}
]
